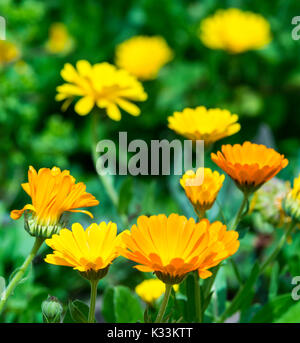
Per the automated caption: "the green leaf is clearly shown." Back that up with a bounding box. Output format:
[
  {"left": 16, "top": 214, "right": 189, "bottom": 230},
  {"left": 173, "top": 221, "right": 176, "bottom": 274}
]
[
  {"left": 275, "top": 301, "right": 300, "bottom": 323},
  {"left": 269, "top": 261, "right": 279, "bottom": 300},
  {"left": 102, "top": 287, "right": 116, "bottom": 323},
  {"left": 213, "top": 266, "right": 227, "bottom": 316},
  {"left": 0, "top": 276, "right": 5, "bottom": 297},
  {"left": 114, "top": 286, "right": 144, "bottom": 323},
  {"left": 68, "top": 300, "right": 89, "bottom": 323},
  {"left": 63, "top": 309, "right": 75, "bottom": 323},
  {"left": 251, "top": 294, "right": 295, "bottom": 323},
  {"left": 183, "top": 274, "right": 196, "bottom": 322},
  {"left": 220, "top": 262, "right": 260, "bottom": 321},
  {"left": 118, "top": 177, "right": 133, "bottom": 215}
]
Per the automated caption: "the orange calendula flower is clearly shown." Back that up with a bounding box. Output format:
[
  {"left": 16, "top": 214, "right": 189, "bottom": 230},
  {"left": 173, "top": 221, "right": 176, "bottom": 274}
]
[
  {"left": 180, "top": 168, "right": 225, "bottom": 216},
  {"left": 120, "top": 214, "right": 239, "bottom": 284},
  {"left": 211, "top": 142, "right": 288, "bottom": 194},
  {"left": 168, "top": 106, "right": 240, "bottom": 147},
  {"left": 10, "top": 166, "right": 99, "bottom": 238},
  {"left": 45, "top": 222, "right": 120, "bottom": 280},
  {"left": 115, "top": 36, "right": 173, "bottom": 80},
  {"left": 56, "top": 60, "right": 147, "bottom": 120}
]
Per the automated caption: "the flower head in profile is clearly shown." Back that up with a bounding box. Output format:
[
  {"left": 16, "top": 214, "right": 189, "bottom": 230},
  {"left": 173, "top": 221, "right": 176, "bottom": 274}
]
[
  {"left": 120, "top": 214, "right": 239, "bottom": 284},
  {"left": 45, "top": 22, "right": 74, "bottom": 55},
  {"left": 115, "top": 36, "right": 173, "bottom": 80},
  {"left": 0, "top": 40, "right": 20, "bottom": 65},
  {"left": 135, "top": 278, "right": 179, "bottom": 304},
  {"left": 10, "top": 166, "right": 99, "bottom": 238},
  {"left": 199, "top": 8, "right": 271, "bottom": 54},
  {"left": 168, "top": 106, "right": 240, "bottom": 147},
  {"left": 211, "top": 142, "right": 288, "bottom": 194},
  {"left": 180, "top": 168, "right": 225, "bottom": 217},
  {"left": 282, "top": 175, "right": 300, "bottom": 223},
  {"left": 45, "top": 222, "right": 120, "bottom": 280},
  {"left": 249, "top": 178, "right": 290, "bottom": 227},
  {"left": 56, "top": 61, "right": 147, "bottom": 120}
]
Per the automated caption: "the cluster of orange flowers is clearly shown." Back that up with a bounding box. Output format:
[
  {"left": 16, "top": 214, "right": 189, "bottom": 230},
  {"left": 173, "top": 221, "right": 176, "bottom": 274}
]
[
  {"left": 11, "top": 166, "right": 239, "bottom": 285},
  {"left": 11, "top": 133, "right": 291, "bottom": 287}
]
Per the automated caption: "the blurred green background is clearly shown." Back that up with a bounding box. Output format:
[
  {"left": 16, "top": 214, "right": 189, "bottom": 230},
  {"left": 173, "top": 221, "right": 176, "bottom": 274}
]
[{"left": 1, "top": 0, "right": 300, "bottom": 323}]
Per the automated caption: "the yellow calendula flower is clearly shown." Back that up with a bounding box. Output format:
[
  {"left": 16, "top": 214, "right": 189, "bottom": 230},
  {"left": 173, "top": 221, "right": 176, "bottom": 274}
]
[
  {"left": 56, "top": 60, "right": 147, "bottom": 120},
  {"left": 135, "top": 279, "right": 179, "bottom": 304},
  {"left": 46, "top": 22, "right": 74, "bottom": 54},
  {"left": 199, "top": 8, "right": 271, "bottom": 54},
  {"left": 10, "top": 166, "right": 99, "bottom": 238},
  {"left": 282, "top": 175, "right": 300, "bottom": 223},
  {"left": 180, "top": 168, "right": 225, "bottom": 217},
  {"left": 0, "top": 40, "right": 20, "bottom": 65},
  {"left": 45, "top": 222, "right": 120, "bottom": 280},
  {"left": 168, "top": 106, "right": 240, "bottom": 146},
  {"left": 115, "top": 36, "right": 173, "bottom": 80},
  {"left": 120, "top": 214, "right": 239, "bottom": 284},
  {"left": 211, "top": 142, "right": 289, "bottom": 194}
]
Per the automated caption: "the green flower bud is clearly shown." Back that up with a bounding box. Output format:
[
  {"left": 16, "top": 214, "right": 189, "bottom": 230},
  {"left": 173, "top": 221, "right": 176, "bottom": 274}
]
[
  {"left": 25, "top": 212, "right": 69, "bottom": 238},
  {"left": 79, "top": 266, "right": 110, "bottom": 282},
  {"left": 42, "top": 295, "right": 63, "bottom": 323}
]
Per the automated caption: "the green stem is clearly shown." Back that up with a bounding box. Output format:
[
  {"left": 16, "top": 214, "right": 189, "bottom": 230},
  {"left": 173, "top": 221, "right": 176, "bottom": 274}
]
[
  {"left": 195, "top": 209, "right": 206, "bottom": 221},
  {"left": 88, "top": 279, "right": 99, "bottom": 323},
  {"left": 230, "top": 258, "right": 243, "bottom": 285},
  {"left": 194, "top": 271, "right": 202, "bottom": 323},
  {"left": 231, "top": 192, "right": 249, "bottom": 230},
  {"left": 91, "top": 113, "right": 119, "bottom": 207},
  {"left": 260, "top": 221, "right": 295, "bottom": 273},
  {"left": 155, "top": 284, "right": 172, "bottom": 323},
  {"left": 0, "top": 237, "right": 44, "bottom": 314},
  {"left": 91, "top": 112, "right": 128, "bottom": 227}
]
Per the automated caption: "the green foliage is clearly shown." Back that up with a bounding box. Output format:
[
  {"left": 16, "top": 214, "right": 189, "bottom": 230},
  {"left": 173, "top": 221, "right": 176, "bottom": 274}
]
[
  {"left": 102, "top": 286, "right": 144, "bottom": 323},
  {"left": 67, "top": 300, "right": 89, "bottom": 323},
  {"left": 251, "top": 294, "right": 298, "bottom": 323}
]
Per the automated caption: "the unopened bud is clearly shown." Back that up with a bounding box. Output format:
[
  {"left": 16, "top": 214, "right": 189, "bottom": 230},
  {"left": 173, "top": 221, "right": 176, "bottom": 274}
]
[{"left": 42, "top": 295, "right": 63, "bottom": 323}]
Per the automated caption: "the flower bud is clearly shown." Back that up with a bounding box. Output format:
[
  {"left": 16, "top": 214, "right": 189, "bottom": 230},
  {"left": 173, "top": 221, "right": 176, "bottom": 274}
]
[
  {"left": 42, "top": 295, "right": 63, "bottom": 323},
  {"left": 24, "top": 211, "right": 69, "bottom": 238},
  {"left": 282, "top": 195, "right": 300, "bottom": 223}
]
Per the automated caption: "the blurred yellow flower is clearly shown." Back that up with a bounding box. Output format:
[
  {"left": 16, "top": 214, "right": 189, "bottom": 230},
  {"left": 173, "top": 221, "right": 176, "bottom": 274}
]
[
  {"left": 10, "top": 166, "right": 99, "bottom": 238},
  {"left": 46, "top": 23, "right": 74, "bottom": 54},
  {"left": 168, "top": 106, "right": 240, "bottom": 146},
  {"left": 135, "top": 278, "right": 179, "bottom": 304},
  {"left": 56, "top": 61, "right": 147, "bottom": 120},
  {"left": 45, "top": 222, "right": 120, "bottom": 280},
  {"left": 115, "top": 36, "right": 173, "bottom": 80},
  {"left": 282, "top": 175, "right": 300, "bottom": 223},
  {"left": 180, "top": 168, "right": 225, "bottom": 216},
  {"left": 211, "top": 142, "right": 288, "bottom": 194},
  {"left": 120, "top": 214, "right": 239, "bottom": 284},
  {"left": 199, "top": 8, "right": 271, "bottom": 54},
  {"left": 0, "top": 40, "right": 20, "bottom": 65}
]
